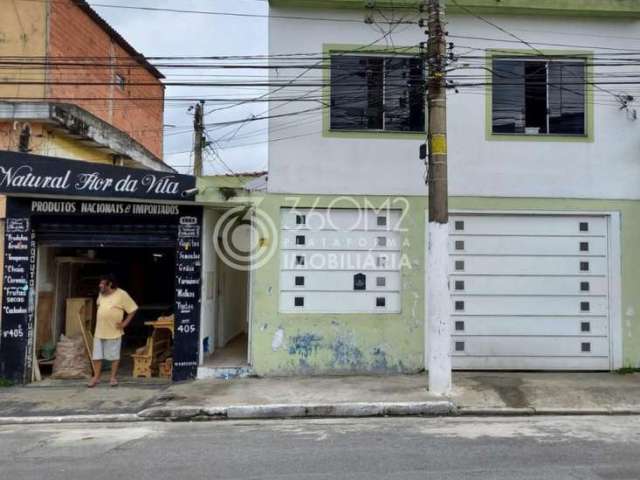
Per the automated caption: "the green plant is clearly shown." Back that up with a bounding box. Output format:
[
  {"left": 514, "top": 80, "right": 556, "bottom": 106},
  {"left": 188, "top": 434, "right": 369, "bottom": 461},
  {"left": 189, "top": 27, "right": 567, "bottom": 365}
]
[
  {"left": 0, "top": 378, "right": 14, "bottom": 387},
  {"left": 615, "top": 366, "right": 640, "bottom": 375}
]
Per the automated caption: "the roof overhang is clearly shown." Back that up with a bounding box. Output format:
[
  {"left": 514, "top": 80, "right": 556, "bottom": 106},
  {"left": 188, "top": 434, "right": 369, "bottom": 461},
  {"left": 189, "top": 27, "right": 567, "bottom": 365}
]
[{"left": 0, "top": 102, "right": 173, "bottom": 172}]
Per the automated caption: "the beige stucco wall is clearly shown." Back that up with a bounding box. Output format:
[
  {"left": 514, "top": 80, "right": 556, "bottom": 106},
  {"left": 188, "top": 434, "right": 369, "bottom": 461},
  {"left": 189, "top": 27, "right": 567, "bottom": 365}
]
[{"left": 0, "top": 0, "right": 48, "bottom": 100}]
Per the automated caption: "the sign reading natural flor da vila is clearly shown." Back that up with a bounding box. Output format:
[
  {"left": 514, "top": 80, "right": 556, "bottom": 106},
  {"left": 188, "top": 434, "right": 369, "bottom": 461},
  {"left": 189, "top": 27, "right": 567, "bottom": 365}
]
[{"left": 0, "top": 151, "right": 195, "bottom": 200}]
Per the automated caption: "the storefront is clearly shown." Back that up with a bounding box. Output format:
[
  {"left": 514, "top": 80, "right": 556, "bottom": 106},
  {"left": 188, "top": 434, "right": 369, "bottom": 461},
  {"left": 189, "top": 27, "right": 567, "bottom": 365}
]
[{"left": 0, "top": 151, "right": 203, "bottom": 383}]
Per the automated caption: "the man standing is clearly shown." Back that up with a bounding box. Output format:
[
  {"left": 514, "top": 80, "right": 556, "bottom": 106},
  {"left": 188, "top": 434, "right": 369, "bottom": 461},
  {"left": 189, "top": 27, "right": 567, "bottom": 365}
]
[{"left": 88, "top": 274, "right": 138, "bottom": 388}]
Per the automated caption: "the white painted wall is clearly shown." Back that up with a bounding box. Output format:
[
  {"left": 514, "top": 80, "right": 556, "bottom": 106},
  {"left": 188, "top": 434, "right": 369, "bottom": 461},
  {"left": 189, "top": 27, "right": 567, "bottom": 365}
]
[
  {"left": 199, "top": 208, "right": 220, "bottom": 364},
  {"left": 217, "top": 223, "right": 249, "bottom": 347},
  {"left": 268, "top": 9, "right": 640, "bottom": 199}
]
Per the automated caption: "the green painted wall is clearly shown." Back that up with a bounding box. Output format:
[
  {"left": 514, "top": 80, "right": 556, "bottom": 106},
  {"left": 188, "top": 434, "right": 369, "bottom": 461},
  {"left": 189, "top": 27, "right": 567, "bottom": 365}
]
[
  {"left": 248, "top": 193, "right": 640, "bottom": 375},
  {"left": 251, "top": 194, "right": 427, "bottom": 375}
]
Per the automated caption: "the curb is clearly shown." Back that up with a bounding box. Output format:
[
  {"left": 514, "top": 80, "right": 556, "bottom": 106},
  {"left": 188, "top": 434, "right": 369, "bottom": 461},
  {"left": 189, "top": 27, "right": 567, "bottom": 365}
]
[
  {"left": 2, "top": 403, "right": 640, "bottom": 425},
  {"left": 457, "top": 407, "right": 640, "bottom": 416},
  {"left": 0, "top": 413, "right": 142, "bottom": 425},
  {"left": 137, "top": 400, "right": 457, "bottom": 421}
]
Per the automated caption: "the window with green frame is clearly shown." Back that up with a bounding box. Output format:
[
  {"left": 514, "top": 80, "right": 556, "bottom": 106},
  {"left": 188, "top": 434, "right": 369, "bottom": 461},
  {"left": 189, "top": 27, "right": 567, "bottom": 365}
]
[
  {"left": 491, "top": 57, "right": 587, "bottom": 136},
  {"left": 330, "top": 54, "right": 425, "bottom": 133}
]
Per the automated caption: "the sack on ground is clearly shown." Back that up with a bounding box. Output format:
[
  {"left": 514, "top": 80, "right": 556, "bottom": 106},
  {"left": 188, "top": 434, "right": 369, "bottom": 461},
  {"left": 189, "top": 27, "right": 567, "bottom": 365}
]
[{"left": 52, "top": 335, "right": 91, "bottom": 379}]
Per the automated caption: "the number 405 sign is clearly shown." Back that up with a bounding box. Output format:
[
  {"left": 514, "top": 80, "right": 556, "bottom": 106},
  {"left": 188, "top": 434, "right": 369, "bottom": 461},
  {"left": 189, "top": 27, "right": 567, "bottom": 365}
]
[{"left": 177, "top": 324, "right": 196, "bottom": 334}]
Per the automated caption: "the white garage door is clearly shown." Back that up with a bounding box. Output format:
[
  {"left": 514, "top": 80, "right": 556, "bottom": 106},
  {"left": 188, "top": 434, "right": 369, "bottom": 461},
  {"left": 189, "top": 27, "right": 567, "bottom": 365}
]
[{"left": 450, "top": 214, "right": 611, "bottom": 370}]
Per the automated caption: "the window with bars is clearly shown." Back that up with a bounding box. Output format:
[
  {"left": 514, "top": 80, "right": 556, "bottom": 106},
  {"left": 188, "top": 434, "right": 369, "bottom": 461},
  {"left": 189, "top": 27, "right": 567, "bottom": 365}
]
[
  {"left": 491, "top": 58, "right": 587, "bottom": 136},
  {"left": 330, "top": 54, "right": 425, "bottom": 133}
]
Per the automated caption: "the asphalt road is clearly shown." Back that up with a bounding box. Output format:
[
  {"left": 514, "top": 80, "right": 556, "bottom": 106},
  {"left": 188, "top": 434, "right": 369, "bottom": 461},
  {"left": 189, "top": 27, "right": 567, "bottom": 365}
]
[{"left": 1, "top": 416, "right": 639, "bottom": 480}]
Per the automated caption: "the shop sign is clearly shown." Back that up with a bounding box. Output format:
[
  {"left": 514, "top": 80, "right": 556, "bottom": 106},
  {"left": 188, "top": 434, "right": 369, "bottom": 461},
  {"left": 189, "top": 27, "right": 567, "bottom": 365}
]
[
  {"left": 0, "top": 151, "right": 195, "bottom": 201},
  {"left": 0, "top": 200, "right": 36, "bottom": 383},
  {"left": 172, "top": 213, "right": 202, "bottom": 381},
  {"left": 29, "top": 200, "right": 182, "bottom": 216}
]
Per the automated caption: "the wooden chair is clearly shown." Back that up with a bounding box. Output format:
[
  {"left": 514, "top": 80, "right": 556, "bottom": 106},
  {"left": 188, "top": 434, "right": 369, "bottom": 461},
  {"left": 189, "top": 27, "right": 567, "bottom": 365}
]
[{"left": 131, "top": 328, "right": 172, "bottom": 378}]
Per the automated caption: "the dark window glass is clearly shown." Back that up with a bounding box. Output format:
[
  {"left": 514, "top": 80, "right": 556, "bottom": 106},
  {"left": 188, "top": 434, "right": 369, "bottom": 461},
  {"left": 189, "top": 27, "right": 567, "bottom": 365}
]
[
  {"left": 524, "top": 61, "right": 548, "bottom": 134},
  {"left": 492, "top": 59, "right": 525, "bottom": 134},
  {"left": 548, "top": 62, "right": 585, "bottom": 135},
  {"left": 492, "top": 58, "right": 586, "bottom": 136},
  {"left": 330, "top": 54, "right": 424, "bottom": 133}
]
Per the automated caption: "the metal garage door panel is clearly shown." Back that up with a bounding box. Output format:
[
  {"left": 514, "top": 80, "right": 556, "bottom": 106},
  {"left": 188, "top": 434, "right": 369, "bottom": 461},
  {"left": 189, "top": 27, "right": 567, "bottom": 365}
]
[
  {"left": 280, "top": 292, "right": 401, "bottom": 313},
  {"left": 449, "top": 213, "right": 611, "bottom": 371},
  {"left": 452, "top": 355, "right": 610, "bottom": 370},
  {"left": 451, "top": 215, "right": 607, "bottom": 236},
  {"left": 451, "top": 256, "right": 608, "bottom": 276},
  {"left": 453, "top": 316, "right": 609, "bottom": 336},
  {"left": 453, "top": 336, "right": 609, "bottom": 357},
  {"left": 450, "top": 276, "right": 608, "bottom": 296},
  {"left": 281, "top": 250, "right": 402, "bottom": 271},
  {"left": 450, "top": 236, "right": 607, "bottom": 256},
  {"left": 452, "top": 296, "right": 608, "bottom": 316},
  {"left": 281, "top": 230, "right": 402, "bottom": 251}
]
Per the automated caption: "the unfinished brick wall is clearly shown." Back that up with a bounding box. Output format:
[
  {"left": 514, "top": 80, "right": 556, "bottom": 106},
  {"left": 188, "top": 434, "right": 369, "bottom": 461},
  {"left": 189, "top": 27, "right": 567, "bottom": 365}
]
[{"left": 47, "top": 0, "right": 164, "bottom": 159}]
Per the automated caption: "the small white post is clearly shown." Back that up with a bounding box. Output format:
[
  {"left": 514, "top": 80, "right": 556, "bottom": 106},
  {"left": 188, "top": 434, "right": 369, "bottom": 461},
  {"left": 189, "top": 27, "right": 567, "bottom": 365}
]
[{"left": 427, "top": 221, "right": 452, "bottom": 395}]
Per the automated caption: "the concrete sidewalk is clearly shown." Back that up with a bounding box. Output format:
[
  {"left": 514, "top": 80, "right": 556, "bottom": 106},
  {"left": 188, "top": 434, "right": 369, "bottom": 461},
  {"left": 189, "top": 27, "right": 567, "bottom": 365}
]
[{"left": 1, "top": 372, "right": 639, "bottom": 423}]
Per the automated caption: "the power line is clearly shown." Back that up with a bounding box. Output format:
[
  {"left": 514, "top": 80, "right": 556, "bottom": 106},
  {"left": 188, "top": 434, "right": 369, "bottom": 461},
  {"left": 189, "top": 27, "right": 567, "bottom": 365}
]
[{"left": 17, "top": 0, "right": 414, "bottom": 24}]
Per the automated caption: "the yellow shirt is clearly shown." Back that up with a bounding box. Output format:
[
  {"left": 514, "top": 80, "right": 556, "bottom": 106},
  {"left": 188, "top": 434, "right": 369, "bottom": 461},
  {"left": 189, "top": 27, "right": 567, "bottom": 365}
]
[{"left": 95, "top": 289, "right": 138, "bottom": 339}]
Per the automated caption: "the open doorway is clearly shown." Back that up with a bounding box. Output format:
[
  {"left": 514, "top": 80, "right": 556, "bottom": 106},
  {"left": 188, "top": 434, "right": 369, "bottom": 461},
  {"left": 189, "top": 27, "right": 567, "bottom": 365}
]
[
  {"left": 199, "top": 209, "right": 251, "bottom": 374},
  {"left": 33, "top": 246, "right": 176, "bottom": 383}
]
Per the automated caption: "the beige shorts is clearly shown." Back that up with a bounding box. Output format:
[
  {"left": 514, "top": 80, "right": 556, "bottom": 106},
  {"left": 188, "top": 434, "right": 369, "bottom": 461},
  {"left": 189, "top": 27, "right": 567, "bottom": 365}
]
[{"left": 92, "top": 337, "right": 122, "bottom": 361}]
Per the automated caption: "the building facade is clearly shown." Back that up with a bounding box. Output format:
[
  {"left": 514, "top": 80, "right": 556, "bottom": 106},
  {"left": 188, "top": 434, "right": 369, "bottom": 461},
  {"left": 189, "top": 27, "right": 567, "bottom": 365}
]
[
  {"left": 0, "top": 1, "right": 182, "bottom": 383},
  {"left": 215, "top": 0, "right": 640, "bottom": 376},
  {"left": 0, "top": 152, "right": 201, "bottom": 383}
]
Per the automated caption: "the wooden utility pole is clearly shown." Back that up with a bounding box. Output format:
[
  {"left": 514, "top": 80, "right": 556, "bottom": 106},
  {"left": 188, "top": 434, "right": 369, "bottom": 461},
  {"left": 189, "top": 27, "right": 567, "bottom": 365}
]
[
  {"left": 425, "top": 0, "right": 451, "bottom": 395},
  {"left": 193, "top": 100, "right": 205, "bottom": 176}
]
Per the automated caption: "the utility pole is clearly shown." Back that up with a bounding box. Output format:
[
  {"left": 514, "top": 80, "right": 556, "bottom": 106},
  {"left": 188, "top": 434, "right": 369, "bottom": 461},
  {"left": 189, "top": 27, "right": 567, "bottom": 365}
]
[
  {"left": 193, "top": 100, "right": 205, "bottom": 176},
  {"left": 425, "top": 0, "right": 451, "bottom": 395}
]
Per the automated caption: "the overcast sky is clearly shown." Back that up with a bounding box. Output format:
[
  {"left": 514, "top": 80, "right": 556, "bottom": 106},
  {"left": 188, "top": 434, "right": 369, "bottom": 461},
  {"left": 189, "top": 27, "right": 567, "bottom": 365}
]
[{"left": 90, "top": 0, "right": 269, "bottom": 175}]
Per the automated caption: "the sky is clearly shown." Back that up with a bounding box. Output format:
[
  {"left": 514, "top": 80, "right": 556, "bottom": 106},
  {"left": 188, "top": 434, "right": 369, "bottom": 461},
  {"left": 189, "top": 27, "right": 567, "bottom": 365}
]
[{"left": 89, "top": 0, "right": 269, "bottom": 175}]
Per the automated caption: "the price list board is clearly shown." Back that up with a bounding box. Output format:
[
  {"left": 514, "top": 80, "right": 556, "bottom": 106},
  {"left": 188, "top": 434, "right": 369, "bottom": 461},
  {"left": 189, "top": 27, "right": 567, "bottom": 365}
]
[
  {"left": 0, "top": 202, "right": 37, "bottom": 382},
  {"left": 172, "top": 208, "right": 203, "bottom": 381}
]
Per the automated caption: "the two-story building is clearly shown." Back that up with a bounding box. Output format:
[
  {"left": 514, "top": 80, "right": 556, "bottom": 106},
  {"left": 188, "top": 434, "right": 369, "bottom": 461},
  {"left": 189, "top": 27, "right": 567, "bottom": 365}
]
[{"left": 199, "top": 0, "right": 640, "bottom": 378}]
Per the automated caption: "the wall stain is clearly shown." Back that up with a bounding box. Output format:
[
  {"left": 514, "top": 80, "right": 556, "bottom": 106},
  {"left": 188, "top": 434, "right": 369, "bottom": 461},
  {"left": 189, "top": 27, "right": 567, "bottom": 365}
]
[
  {"left": 288, "top": 334, "right": 322, "bottom": 359},
  {"left": 372, "top": 347, "right": 389, "bottom": 371},
  {"left": 332, "top": 338, "right": 364, "bottom": 369}
]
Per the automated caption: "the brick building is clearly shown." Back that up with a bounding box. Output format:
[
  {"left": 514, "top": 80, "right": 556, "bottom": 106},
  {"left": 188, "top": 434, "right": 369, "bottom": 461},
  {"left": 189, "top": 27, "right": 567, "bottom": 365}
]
[{"left": 0, "top": 0, "right": 169, "bottom": 171}]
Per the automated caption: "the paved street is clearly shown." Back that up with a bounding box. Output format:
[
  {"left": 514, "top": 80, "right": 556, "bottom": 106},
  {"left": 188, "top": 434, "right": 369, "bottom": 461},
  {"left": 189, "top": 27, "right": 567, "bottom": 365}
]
[{"left": 1, "top": 416, "right": 639, "bottom": 479}]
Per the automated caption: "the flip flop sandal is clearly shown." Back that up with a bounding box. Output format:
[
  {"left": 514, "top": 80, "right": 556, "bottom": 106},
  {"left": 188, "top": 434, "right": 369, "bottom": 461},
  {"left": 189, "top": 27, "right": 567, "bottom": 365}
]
[
  {"left": 87, "top": 380, "right": 100, "bottom": 388},
  {"left": 110, "top": 380, "right": 119, "bottom": 387}
]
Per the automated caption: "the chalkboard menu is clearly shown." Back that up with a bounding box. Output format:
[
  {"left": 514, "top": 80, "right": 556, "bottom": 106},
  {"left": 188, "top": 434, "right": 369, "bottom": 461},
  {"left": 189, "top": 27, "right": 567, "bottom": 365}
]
[
  {"left": 172, "top": 210, "right": 203, "bottom": 381},
  {"left": 0, "top": 203, "right": 36, "bottom": 382}
]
